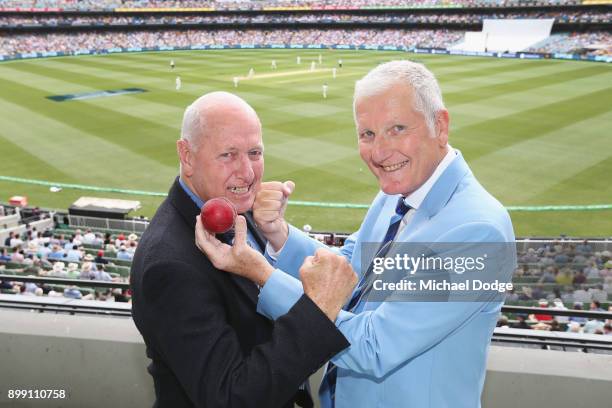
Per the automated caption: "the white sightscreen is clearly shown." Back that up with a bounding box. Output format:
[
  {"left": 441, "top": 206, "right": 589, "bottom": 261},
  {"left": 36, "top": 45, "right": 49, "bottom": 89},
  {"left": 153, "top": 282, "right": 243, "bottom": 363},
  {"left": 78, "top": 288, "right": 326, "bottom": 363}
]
[{"left": 451, "top": 19, "right": 554, "bottom": 53}]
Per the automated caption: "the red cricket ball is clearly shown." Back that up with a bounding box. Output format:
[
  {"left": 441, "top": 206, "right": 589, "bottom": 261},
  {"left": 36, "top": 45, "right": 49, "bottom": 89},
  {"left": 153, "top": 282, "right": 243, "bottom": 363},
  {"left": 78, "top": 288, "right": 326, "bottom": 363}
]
[{"left": 200, "top": 197, "right": 237, "bottom": 234}]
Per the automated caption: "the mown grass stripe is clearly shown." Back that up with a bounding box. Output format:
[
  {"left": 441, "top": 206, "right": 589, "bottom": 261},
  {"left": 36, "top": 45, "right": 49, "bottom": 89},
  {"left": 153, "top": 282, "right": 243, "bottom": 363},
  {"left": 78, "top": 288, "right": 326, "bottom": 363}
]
[
  {"left": 453, "top": 87, "right": 612, "bottom": 161},
  {"left": 2, "top": 176, "right": 610, "bottom": 211}
]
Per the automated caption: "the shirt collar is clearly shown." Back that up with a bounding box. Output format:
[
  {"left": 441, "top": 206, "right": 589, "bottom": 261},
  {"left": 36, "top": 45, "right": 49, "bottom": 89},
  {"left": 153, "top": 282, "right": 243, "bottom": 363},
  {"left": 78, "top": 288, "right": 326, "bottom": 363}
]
[
  {"left": 403, "top": 146, "right": 457, "bottom": 211},
  {"left": 179, "top": 177, "right": 205, "bottom": 209},
  {"left": 178, "top": 179, "right": 263, "bottom": 253}
]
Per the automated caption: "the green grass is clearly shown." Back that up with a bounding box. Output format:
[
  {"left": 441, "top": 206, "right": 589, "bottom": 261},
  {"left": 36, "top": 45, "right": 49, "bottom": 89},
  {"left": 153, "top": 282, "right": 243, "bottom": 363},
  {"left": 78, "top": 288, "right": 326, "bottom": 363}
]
[{"left": 0, "top": 49, "right": 611, "bottom": 236}]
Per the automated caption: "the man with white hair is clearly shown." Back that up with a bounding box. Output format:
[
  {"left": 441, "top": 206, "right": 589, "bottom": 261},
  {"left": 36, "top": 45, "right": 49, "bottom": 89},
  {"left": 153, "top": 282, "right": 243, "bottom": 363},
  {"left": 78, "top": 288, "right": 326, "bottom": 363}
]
[
  {"left": 131, "top": 92, "right": 356, "bottom": 408},
  {"left": 207, "top": 61, "right": 516, "bottom": 407}
]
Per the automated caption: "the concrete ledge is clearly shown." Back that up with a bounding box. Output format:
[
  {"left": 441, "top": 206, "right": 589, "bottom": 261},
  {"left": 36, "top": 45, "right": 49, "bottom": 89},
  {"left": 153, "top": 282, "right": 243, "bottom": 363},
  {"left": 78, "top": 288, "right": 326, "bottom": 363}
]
[{"left": 0, "top": 309, "right": 611, "bottom": 407}]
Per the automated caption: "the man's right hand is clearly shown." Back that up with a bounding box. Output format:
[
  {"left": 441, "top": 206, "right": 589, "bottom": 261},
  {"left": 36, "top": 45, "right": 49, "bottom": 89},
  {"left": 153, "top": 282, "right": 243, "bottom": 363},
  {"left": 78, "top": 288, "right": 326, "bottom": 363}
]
[
  {"left": 253, "top": 181, "right": 294, "bottom": 251},
  {"left": 195, "top": 215, "right": 274, "bottom": 287},
  {"left": 299, "top": 249, "right": 358, "bottom": 321}
]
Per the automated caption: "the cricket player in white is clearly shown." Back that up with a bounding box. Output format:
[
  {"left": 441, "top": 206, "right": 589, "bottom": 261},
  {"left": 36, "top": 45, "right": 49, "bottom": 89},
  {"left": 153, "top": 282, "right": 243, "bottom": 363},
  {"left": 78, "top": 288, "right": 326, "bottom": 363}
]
[
  {"left": 271, "top": 60, "right": 277, "bottom": 69},
  {"left": 248, "top": 68, "right": 254, "bottom": 78},
  {"left": 297, "top": 56, "right": 301, "bottom": 64},
  {"left": 332, "top": 67, "right": 337, "bottom": 79},
  {"left": 322, "top": 83, "right": 328, "bottom": 99},
  {"left": 318, "top": 53, "right": 322, "bottom": 64},
  {"left": 233, "top": 77, "right": 239, "bottom": 88},
  {"left": 310, "top": 61, "right": 316, "bottom": 72},
  {"left": 175, "top": 76, "right": 181, "bottom": 90}
]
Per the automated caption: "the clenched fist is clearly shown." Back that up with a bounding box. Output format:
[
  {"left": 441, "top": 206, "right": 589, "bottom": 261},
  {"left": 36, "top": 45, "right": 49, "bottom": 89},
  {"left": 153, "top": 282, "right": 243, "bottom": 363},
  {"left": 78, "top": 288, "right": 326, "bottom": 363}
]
[
  {"left": 299, "top": 249, "right": 358, "bottom": 321},
  {"left": 253, "top": 181, "right": 294, "bottom": 251}
]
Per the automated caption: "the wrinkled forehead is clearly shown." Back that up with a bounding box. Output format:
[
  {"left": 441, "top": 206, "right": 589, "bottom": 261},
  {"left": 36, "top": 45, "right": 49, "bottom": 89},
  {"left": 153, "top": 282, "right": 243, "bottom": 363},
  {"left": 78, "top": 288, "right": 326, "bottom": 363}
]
[
  {"left": 200, "top": 103, "right": 262, "bottom": 144},
  {"left": 204, "top": 114, "right": 262, "bottom": 150},
  {"left": 354, "top": 85, "right": 417, "bottom": 121},
  {"left": 202, "top": 99, "right": 260, "bottom": 127}
]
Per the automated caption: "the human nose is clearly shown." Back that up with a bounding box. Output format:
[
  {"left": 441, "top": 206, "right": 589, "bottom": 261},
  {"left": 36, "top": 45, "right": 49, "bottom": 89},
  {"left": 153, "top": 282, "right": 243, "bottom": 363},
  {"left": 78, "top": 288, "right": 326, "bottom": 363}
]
[
  {"left": 371, "top": 133, "right": 392, "bottom": 163},
  {"left": 234, "top": 153, "right": 254, "bottom": 181}
]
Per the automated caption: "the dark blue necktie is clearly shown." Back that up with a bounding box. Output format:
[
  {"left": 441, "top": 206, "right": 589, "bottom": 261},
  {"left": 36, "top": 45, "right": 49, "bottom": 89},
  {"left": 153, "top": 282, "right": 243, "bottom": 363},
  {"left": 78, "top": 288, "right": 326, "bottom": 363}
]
[
  {"left": 346, "top": 197, "right": 412, "bottom": 312},
  {"left": 323, "top": 196, "right": 412, "bottom": 405}
]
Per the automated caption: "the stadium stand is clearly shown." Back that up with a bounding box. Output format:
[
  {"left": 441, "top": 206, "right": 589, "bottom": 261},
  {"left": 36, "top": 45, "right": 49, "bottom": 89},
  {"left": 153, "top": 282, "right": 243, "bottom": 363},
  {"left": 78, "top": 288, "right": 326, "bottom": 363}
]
[
  {"left": 1, "top": 11, "right": 611, "bottom": 26},
  {"left": 0, "top": 0, "right": 610, "bottom": 59},
  {"left": 0, "top": 29, "right": 466, "bottom": 55},
  {"left": 527, "top": 30, "right": 610, "bottom": 54},
  {"left": 0, "top": 0, "right": 610, "bottom": 317},
  {"left": 0, "top": 3, "right": 610, "bottom": 406},
  {"left": 1, "top": 203, "right": 611, "bottom": 336},
  {"left": 0, "top": 0, "right": 590, "bottom": 11}
]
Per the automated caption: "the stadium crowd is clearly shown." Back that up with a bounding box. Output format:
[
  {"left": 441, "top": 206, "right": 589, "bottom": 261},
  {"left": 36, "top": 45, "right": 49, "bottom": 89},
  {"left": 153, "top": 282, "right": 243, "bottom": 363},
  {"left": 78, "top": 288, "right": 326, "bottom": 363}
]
[
  {"left": 3, "top": 10, "right": 611, "bottom": 26},
  {"left": 499, "top": 241, "right": 612, "bottom": 335},
  {"left": 1, "top": 203, "right": 611, "bottom": 336},
  {"left": 0, "top": 0, "right": 584, "bottom": 10},
  {"left": 0, "top": 28, "right": 466, "bottom": 55},
  {"left": 2, "top": 28, "right": 610, "bottom": 57},
  {"left": 527, "top": 31, "right": 611, "bottom": 55},
  {"left": 0, "top": 225, "right": 134, "bottom": 302}
]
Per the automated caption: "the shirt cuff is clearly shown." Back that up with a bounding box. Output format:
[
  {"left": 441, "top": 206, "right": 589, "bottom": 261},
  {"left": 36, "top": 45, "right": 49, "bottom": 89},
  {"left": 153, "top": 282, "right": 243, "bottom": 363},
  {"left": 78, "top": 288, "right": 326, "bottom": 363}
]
[{"left": 257, "top": 268, "right": 304, "bottom": 320}]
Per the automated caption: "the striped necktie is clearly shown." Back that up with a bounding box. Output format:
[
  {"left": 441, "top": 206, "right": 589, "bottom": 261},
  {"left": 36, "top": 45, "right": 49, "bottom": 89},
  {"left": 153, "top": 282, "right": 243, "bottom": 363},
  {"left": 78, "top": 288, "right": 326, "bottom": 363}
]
[
  {"left": 346, "top": 197, "right": 412, "bottom": 312},
  {"left": 322, "top": 196, "right": 412, "bottom": 405}
]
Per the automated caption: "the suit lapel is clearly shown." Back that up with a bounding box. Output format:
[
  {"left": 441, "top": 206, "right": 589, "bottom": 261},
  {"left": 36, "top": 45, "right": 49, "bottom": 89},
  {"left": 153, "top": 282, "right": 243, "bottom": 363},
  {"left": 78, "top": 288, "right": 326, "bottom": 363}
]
[
  {"left": 168, "top": 178, "right": 259, "bottom": 306},
  {"left": 397, "top": 151, "right": 471, "bottom": 241},
  {"left": 225, "top": 213, "right": 262, "bottom": 306},
  {"left": 362, "top": 152, "right": 472, "bottom": 304},
  {"left": 244, "top": 211, "right": 266, "bottom": 253},
  {"left": 229, "top": 211, "right": 266, "bottom": 306},
  {"left": 229, "top": 274, "right": 259, "bottom": 306},
  {"left": 415, "top": 151, "right": 471, "bottom": 222},
  {"left": 361, "top": 197, "right": 399, "bottom": 274},
  {"left": 168, "top": 177, "right": 201, "bottom": 228}
]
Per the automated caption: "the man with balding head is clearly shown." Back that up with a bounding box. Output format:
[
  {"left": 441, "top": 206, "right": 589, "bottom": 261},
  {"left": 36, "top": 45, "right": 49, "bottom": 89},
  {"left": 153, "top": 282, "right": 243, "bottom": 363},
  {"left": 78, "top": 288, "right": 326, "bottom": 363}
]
[
  {"left": 203, "top": 62, "right": 516, "bottom": 407},
  {"left": 131, "top": 92, "right": 356, "bottom": 408}
]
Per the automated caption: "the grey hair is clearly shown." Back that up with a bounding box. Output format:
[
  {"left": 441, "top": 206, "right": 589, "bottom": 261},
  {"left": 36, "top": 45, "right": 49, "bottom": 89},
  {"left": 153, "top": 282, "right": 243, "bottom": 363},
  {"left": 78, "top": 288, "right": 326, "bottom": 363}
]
[
  {"left": 353, "top": 60, "right": 446, "bottom": 134},
  {"left": 180, "top": 99, "right": 206, "bottom": 150}
]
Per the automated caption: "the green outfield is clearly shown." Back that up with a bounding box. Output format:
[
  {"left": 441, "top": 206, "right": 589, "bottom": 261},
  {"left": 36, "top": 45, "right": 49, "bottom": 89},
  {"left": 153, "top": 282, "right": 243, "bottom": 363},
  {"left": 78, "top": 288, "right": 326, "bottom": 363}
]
[{"left": 0, "top": 49, "right": 610, "bottom": 236}]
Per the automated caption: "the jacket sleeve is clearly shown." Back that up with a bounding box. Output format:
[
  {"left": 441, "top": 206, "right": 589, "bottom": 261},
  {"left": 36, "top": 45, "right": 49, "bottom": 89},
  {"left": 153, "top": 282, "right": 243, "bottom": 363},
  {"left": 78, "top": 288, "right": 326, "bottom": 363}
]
[
  {"left": 140, "top": 259, "right": 349, "bottom": 408},
  {"left": 274, "top": 224, "right": 358, "bottom": 280},
  {"left": 256, "top": 224, "right": 360, "bottom": 320}
]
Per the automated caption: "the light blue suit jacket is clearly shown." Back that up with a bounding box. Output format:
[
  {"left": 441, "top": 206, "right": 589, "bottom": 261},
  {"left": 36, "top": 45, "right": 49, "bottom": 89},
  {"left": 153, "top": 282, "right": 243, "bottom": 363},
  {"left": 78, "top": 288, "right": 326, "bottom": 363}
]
[{"left": 257, "top": 152, "right": 516, "bottom": 408}]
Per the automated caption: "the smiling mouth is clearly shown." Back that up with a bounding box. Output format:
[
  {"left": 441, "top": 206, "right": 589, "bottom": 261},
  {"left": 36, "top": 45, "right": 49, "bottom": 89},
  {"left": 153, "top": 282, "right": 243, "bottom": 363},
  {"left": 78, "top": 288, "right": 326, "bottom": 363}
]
[
  {"left": 378, "top": 160, "right": 409, "bottom": 172},
  {"left": 228, "top": 184, "right": 251, "bottom": 195}
]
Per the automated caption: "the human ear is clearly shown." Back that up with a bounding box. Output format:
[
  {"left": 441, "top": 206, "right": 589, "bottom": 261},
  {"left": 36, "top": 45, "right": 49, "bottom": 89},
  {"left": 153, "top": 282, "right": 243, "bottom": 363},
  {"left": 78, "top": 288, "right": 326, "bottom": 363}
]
[
  {"left": 435, "top": 110, "right": 450, "bottom": 146},
  {"left": 176, "top": 139, "right": 194, "bottom": 177}
]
